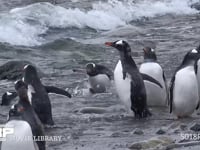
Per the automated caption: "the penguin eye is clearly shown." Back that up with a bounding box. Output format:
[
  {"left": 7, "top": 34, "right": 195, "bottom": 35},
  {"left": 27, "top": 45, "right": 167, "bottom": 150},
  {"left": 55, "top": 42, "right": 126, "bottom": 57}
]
[{"left": 151, "top": 49, "right": 155, "bottom": 52}]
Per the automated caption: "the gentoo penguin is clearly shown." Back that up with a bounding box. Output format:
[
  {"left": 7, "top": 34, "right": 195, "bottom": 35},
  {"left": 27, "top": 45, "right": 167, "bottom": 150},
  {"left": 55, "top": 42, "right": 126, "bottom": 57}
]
[
  {"left": 1, "top": 65, "right": 72, "bottom": 125},
  {"left": 139, "top": 47, "right": 168, "bottom": 106},
  {"left": 195, "top": 45, "right": 200, "bottom": 100},
  {"left": 23, "top": 64, "right": 71, "bottom": 125},
  {"left": 170, "top": 49, "right": 199, "bottom": 118},
  {"left": 13, "top": 80, "right": 45, "bottom": 150},
  {"left": 105, "top": 40, "right": 162, "bottom": 118},
  {"left": 86, "top": 63, "right": 113, "bottom": 93},
  {"left": 1, "top": 104, "right": 38, "bottom": 150},
  {"left": 1, "top": 91, "right": 17, "bottom": 105}
]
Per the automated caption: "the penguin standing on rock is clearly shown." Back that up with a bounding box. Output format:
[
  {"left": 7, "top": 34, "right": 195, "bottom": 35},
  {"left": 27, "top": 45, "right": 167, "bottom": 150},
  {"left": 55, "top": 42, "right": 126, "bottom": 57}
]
[
  {"left": 139, "top": 47, "right": 168, "bottom": 106},
  {"left": 105, "top": 40, "right": 162, "bottom": 118},
  {"left": 170, "top": 49, "right": 200, "bottom": 118}
]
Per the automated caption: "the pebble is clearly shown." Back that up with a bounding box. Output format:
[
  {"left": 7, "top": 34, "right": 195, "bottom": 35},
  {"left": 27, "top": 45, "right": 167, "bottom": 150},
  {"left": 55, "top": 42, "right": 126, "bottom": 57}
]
[
  {"left": 156, "top": 128, "right": 166, "bottom": 135},
  {"left": 133, "top": 128, "right": 144, "bottom": 135},
  {"left": 190, "top": 123, "right": 200, "bottom": 131}
]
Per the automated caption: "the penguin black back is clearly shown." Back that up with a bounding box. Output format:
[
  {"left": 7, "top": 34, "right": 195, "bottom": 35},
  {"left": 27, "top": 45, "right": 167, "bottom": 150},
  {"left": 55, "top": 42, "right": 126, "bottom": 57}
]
[{"left": 23, "top": 65, "right": 54, "bottom": 125}]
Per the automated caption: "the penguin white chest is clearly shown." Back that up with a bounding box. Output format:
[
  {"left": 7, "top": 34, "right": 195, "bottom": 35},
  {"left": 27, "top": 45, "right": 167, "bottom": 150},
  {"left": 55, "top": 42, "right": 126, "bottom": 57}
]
[
  {"left": 139, "top": 62, "right": 167, "bottom": 106},
  {"left": 1, "top": 120, "right": 37, "bottom": 150},
  {"left": 88, "top": 74, "right": 110, "bottom": 92},
  {"left": 114, "top": 60, "right": 132, "bottom": 111},
  {"left": 173, "top": 66, "right": 199, "bottom": 117},
  {"left": 27, "top": 85, "right": 35, "bottom": 104},
  {"left": 196, "top": 59, "right": 200, "bottom": 97}
]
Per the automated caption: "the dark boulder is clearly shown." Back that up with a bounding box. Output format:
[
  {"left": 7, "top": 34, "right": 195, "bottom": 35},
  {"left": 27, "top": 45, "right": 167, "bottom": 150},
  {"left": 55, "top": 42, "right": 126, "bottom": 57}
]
[{"left": 0, "top": 61, "right": 44, "bottom": 80}]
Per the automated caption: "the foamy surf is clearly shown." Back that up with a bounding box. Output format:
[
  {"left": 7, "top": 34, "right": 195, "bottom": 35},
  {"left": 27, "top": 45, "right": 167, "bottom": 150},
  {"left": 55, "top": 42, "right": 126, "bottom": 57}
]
[{"left": 0, "top": 0, "right": 198, "bottom": 46}]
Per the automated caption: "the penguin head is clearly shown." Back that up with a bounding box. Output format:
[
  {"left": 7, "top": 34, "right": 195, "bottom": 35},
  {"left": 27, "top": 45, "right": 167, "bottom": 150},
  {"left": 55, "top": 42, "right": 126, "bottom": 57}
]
[
  {"left": 105, "top": 40, "right": 131, "bottom": 56},
  {"left": 196, "top": 45, "right": 200, "bottom": 53},
  {"left": 186, "top": 49, "right": 199, "bottom": 60},
  {"left": 23, "top": 65, "right": 39, "bottom": 84},
  {"left": 181, "top": 49, "right": 199, "bottom": 66},
  {"left": 8, "top": 104, "right": 24, "bottom": 121},
  {"left": 86, "top": 63, "right": 97, "bottom": 76},
  {"left": 14, "top": 80, "right": 28, "bottom": 100},
  {"left": 143, "top": 47, "right": 157, "bottom": 61}
]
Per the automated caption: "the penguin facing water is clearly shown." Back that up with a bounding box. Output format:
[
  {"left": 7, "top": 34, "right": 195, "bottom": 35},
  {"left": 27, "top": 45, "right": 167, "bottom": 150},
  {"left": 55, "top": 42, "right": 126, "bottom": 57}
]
[
  {"left": 105, "top": 40, "right": 162, "bottom": 118},
  {"left": 86, "top": 63, "right": 113, "bottom": 93},
  {"left": 1, "top": 65, "right": 72, "bottom": 125},
  {"left": 170, "top": 49, "right": 199, "bottom": 118},
  {"left": 139, "top": 47, "right": 168, "bottom": 106}
]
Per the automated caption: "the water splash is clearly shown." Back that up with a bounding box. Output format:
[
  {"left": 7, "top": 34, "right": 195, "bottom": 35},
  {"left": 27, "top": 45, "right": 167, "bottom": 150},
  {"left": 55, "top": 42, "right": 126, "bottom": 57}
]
[{"left": 0, "top": 0, "right": 198, "bottom": 46}]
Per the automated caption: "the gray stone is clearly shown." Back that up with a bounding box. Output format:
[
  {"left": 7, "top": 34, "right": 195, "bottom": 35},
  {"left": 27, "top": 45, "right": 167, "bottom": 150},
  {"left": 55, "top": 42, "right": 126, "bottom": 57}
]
[
  {"left": 156, "top": 129, "right": 166, "bottom": 135},
  {"left": 0, "top": 61, "right": 44, "bottom": 80},
  {"left": 190, "top": 123, "right": 200, "bottom": 132},
  {"left": 133, "top": 128, "right": 144, "bottom": 135}
]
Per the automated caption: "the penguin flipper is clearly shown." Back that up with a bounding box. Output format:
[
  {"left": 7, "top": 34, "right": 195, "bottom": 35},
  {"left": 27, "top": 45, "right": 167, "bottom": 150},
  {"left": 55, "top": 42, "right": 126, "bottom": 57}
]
[
  {"left": 163, "top": 71, "right": 169, "bottom": 105},
  {"left": 1, "top": 91, "right": 17, "bottom": 106},
  {"left": 45, "top": 86, "right": 72, "bottom": 98},
  {"left": 140, "top": 73, "right": 163, "bottom": 88},
  {"left": 194, "top": 60, "right": 198, "bottom": 74},
  {"left": 196, "top": 101, "right": 200, "bottom": 110},
  {"left": 169, "top": 75, "right": 176, "bottom": 113}
]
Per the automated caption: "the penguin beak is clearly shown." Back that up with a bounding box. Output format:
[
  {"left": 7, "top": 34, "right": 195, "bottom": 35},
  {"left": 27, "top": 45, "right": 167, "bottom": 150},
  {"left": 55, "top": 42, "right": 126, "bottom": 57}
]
[
  {"left": 105, "top": 42, "right": 114, "bottom": 47},
  {"left": 143, "top": 48, "right": 147, "bottom": 54},
  {"left": 18, "top": 106, "right": 25, "bottom": 112}
]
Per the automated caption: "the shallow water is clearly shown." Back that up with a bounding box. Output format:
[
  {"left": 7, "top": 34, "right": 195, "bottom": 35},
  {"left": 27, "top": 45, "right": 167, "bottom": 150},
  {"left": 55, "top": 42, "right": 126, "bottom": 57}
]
[{"left": 0, "top": 0, "right": 200, "bottom": 149}]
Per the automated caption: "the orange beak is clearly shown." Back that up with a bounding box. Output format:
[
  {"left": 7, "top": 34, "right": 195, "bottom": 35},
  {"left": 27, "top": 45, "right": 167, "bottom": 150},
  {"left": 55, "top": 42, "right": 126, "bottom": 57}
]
[
  {"left": 143, "top": 48, "right": 147, "bottom": 54},
  {"left": 105, "top": 42, "right": 114, "bottom": 47}
]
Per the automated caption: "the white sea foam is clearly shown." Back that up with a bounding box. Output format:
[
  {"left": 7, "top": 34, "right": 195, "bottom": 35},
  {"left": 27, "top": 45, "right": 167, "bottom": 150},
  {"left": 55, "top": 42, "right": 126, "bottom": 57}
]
[{"left": 0, "top": 0, "right": 198, "bottom": 46}]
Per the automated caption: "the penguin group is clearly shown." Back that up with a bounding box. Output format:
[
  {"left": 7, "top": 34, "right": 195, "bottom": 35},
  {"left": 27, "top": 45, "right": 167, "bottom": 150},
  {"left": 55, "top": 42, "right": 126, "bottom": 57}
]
[
  {"left": 1, "top": 39, "right": 200, "bottom": 149},
  {"left": 1, "top": 65, "right": 72, "bottom": 150},
  {"left": 104, "top": 40, "right": 200, "bottom": 118}
]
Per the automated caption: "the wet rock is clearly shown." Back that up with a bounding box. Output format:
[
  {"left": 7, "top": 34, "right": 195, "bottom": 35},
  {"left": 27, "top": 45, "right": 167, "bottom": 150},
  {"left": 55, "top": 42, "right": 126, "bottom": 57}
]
[
  {"left": 129, "top": 136, "right": 174, "bottom": 150},
  {"left": 156, "top": 128, "right": 166, "bottom": 135},
  {"left": 78, "top": 107, "right": 107, "bottom": 114},
  {"left": 190, "top": 123, "right": 200, "bottom": 131},
  {"left": 132, "top": 128, "right": 144, "bottom": 135},
  {"left": 0, "top": 61, "right": 44, "bottom": 80},
  {"left": 173, "top": 129, "right": 180, "bottom": 134},
  {"left": 111, "top": 132, "right": 121, "bottom": 137},
  {"left": 180, "top": 124, "right": 187, "bottom": 131}
]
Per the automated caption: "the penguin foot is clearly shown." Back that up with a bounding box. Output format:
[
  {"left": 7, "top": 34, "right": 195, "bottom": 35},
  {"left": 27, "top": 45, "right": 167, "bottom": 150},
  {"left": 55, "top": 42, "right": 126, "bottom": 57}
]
[
  {"left": 133, "top": 108, "right": 152, "bottom": 118},
  {"left": 43, "top": 119, "right": 54, "bottom": 126}
]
